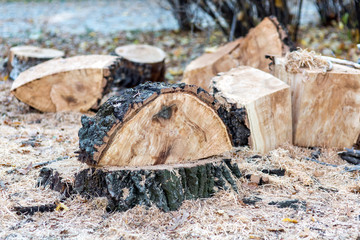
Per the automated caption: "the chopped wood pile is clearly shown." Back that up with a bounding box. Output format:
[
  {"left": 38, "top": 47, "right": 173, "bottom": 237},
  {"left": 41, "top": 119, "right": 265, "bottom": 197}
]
[{"left": 2, "top": 17, "right": 360, "bottom": 216}]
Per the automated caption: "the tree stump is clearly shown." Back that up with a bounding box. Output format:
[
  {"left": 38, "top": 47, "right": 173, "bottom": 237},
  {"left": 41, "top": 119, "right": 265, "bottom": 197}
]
[
  {"left": 37, "top": 156, "right": 243, "bottom": 212},
  {"left": 11, "top": 55, "right": 121, "bottom": 112},
  {"left": 113, "top": 44, "right": 166, "bottom": 89},
  {"left": 272, "top": 56, "right": 360, "bottom": 148},
  {"left": 77, "top": 82, "right": 233, "bottom": 167},
  {"left": 182, "top": 16, "right": 294, "bottom": 91},
  {"left": 7, "top": 45, "right": 64, "bottom": 80},
  {"left": 211, "top": 66, "right": 292, "bottom": 153}
]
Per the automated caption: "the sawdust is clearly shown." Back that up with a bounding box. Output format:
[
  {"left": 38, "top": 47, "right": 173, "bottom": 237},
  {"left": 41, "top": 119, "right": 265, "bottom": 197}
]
[
  {"left": 0, "top": 80, "right": 360, "bottom": 239},
  {"left": 285, "top": 48, "right": 331, "bottom": 73}
]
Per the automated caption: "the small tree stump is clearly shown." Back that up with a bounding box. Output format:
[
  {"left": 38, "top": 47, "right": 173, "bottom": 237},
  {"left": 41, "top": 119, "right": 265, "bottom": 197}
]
[
  {"left": 11, "top": 55, "right": 121, "bottom": 112},
  {"left": 182, "top": 17, "right": 294, "bottom": 91},
  {"left": 272, "top": 57, "right": 360, "bottom": 148},
  {"left": 113, "top": 44, "right": 166, "bottom": 88},
  {"left": 7, "top": 45, "right": 64, "bottom": 80},
  {"left": 37, "top": 157, "right": 242, "bottom": 212},
  {"left": 78, "top": 82, "right": 233, "bottom": 167},
  {"left": 211, "top": 66, "right": 292, "bottom": 153}
]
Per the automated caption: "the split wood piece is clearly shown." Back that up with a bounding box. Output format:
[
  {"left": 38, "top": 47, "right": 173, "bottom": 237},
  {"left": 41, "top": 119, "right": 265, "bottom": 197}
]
[
  {"left": 211, "top": 66, "right": 292, "bottom": 154},
  {"left": 182, "top": 16, "right": 294, "bottom": 91},
  {"left": 7, "top": 45, "right": 64, "bottom": 80},
  {"left": 11, "top": 55, "right": 121, "bottom": 112},
  {"left": 37, "top": 157, "right": 243, "bottom": 212},
  {"left": 272, "top": 57, "right": 360, "bottom": 148},
  {"left": 77, "top": 82, "right": 233, "bottom": 167},
  {"left": 113, "top": 44, "right": 166, "bottom": 88}
]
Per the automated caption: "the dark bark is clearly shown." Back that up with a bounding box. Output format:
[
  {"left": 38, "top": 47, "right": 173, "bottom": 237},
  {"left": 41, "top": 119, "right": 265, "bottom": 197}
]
[
  {"left": 111, "top": 56, "right": 165, "bottom": 90},
  {"left": 38, "top": 158, "right": 243, "bottom": 212}
]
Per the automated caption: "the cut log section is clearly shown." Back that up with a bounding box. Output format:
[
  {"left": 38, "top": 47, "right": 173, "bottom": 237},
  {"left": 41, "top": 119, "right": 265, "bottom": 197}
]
[
  {"left": 37, "top": 156, "right": 243, "bottom": 212},
  {"left": 272, "top": 56, "right": 360, "bottom": 148},
  {"left": 7, "top": 45, "right": 64, "bottom": 80},
  {"left": 211, "top": 66, "right": 292, "bottom": 154},
  {"left": 182, "top": 16, "right": 294, "bottom": 91},
  {"left": 78, "top": 82, "right": 233, "bottom": 167},
  {"left": 113, "top": 44, "right": 166, "bottom": 88},
  {"left": 11, "top": 55, "right": 121, "bottom": 112}
]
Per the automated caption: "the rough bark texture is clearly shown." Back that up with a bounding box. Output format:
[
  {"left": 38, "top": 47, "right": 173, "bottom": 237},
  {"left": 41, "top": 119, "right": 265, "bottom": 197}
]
[
  {"left": 182, "top": 16, "right": 294, "bottom": 91},
  {"left": 11, "top": 55, "right": 121, "bottom": 112},
  {"left": 7, "top": 46, "right": 64, "bottom": 80},
  {"left": 37, "top": 158, "right": 242, "bottom": 212},
  {"left": 113, "top": 45, "right": 166, "bottom": 89},
  {"left": 77, "top": 82, "right": 235, "bottom": 167},
  {"left": 211, "top": 66, "right": 292, "bottom": 154}
]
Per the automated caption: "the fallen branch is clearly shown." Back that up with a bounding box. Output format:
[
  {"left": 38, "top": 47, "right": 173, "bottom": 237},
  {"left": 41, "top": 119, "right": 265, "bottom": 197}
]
[{"left": 13, "top": 203, "right": 56, "bottom": 215}]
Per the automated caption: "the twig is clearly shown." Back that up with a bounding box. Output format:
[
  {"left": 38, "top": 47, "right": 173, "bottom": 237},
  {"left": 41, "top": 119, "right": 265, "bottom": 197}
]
[
  {"left": 304, "top": 157, "right": 338, "bottom": 167},
  {"left": 344, "top": 165, "right": 360, "bottom": 172},
  {"left": 6, "top": 156, "right": 69, "bottom": 174},
  {"left": 322, "top": 56, "right": 360, "bottom": 69}
]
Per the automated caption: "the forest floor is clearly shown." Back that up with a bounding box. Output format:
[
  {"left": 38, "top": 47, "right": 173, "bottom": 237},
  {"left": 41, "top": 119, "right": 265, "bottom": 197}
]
[{"left": 1, "top": 4, "right": 360, "bottom": 239}]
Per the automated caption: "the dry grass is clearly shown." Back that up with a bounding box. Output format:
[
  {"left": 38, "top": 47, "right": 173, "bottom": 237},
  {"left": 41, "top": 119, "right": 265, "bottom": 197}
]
[
  {"left": 285, "top": 49, "right": 331, "bottom": 73},
  {"left": 0, "top": 80, "right": 360, "bottom": 240}
]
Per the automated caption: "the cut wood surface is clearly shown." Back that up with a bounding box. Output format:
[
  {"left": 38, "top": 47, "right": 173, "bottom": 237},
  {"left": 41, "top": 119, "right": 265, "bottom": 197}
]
[
  {"left": 273, "top": 57, "right": 360, "bottom": 148},
  {"left": 78, "top": 82, "right": 232, "bottom": 167},
  {"left": 38, "top": 156, "right": 242, "bottom": 212},
  {"left": 7, "top": 45, "right": 64, "bottom": 80},
  {"left": 182, "top": 16, "right": 294, "bottom": 91},
  {"left": 113, "top": 44, "right": 166, "bottom": 88},
  {"left": 11, "top": 55, "right": 120, "bottom": 112},
  {"left": 211, "top": 66, "right": 292, "bottom": 154}
]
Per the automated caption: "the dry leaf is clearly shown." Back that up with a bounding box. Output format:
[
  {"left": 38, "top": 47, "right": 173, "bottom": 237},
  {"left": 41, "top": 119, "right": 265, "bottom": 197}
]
[{"left": 282, "top": 218, "right": 298, "bottom": 223}]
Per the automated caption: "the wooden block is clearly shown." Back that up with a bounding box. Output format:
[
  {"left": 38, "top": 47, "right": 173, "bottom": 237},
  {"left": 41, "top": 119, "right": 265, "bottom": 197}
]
[
  {"left": 114, "top": 44, "right": 166, "bottom": 88},
  {"left": 11, "top": 55, "right": 119, "bottom": 112},
  {"left": 78, "top": 82, "right": 232, "bottom": 167},
  {"left": 7, "top": 45, "right": 64, "bottom": 80},
  {"left": 211, "top": 66, "right": 292, "bottom": 153},
  {"left": 273, "top": 56, "right": 360, "bottom": 148},
  {"left": 182, "top": 17, "right": 293, "bottom": 91}
]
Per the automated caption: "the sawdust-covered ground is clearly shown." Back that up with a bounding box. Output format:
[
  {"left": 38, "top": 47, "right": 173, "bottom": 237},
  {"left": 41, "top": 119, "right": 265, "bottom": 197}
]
[{"left": 0, "top": 79, "right": 359, "bottom": 239}]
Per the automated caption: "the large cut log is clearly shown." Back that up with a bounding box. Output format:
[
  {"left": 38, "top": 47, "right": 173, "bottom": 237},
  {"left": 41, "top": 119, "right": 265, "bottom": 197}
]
[
  {"left": 272, "top": 53, "right": 360, "bottom": 148},
  {"left": 182, "top": 16, "right": 294, "bottom": 91},
  {"left": 37, "top": 156, "right": 243, "bottom": 212},
  {"left": 77, "top": 82, "right": 233, "bottom": 167},
  {"left": 113, "top": 44, "right": 166, "bottom": 89},
  {"left": 211, "top": 66, "right": 292, "bottom": 153},
  {"left": 7, "top": 45, "right": 64, "bottom": 80},
  {"left": 11, "top": 55, "right": 121, "bottom": 112}
]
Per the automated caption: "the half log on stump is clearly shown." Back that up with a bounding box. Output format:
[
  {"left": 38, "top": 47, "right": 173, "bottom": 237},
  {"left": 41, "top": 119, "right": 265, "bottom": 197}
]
[
  {"left": 11, "top": 55, "right": 121, "bottom": 112},
  {"left": 37, "top": 157, "right": 243, "bottom": 212},
  {"left": 113, "top": 44, "right": 166, "bottom": 89},
  {"left": 272, "top": 54, "right": 360, "bottom": 148},
  {"left": 182, "top": 16, "right": 294, "bottom": 91},
  {"left": 7, "top": 45, "right": 64, "bottom": 80},
  {"left": 77, "top": 82, "right": 233, "bottom": 167},
  {"left": 211, "top": 66, "right": 292, "bottom": 153}
]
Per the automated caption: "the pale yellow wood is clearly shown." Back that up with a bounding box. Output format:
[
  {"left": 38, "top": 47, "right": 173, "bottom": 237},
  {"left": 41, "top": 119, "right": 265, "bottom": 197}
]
[
  {"left": 9, "top": 45, "right": 64, "bottom": 61},
  {"left": 115, "top": 44, "right": 166, "bottom": 63},
  {"left": 211, "top": 66, "right": 292, "bottom": 153},
  {"left": 182, "top": 17, "right": 290, "bottom": 92},
  {"left": 98, "top": 92, "right": 232, "bottom": 167},
  {"left": 273, "top": 57, "right": 360, "bottom": 148},
  {"left": 11, "top": 55, "right": 118, "bottom": 112}
]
